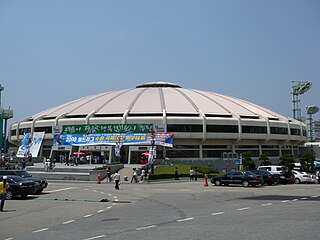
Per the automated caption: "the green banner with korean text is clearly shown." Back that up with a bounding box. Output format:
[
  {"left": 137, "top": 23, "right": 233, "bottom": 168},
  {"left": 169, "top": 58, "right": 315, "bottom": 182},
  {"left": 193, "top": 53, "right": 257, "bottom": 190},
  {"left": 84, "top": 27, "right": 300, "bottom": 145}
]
[{"left": 61, "top": 124, "right": 154, "bottom": 134}]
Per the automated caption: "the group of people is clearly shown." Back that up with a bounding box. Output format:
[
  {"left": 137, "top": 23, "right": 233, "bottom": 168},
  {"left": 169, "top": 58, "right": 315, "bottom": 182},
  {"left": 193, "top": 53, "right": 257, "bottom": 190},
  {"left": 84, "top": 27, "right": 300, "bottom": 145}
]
[{"left": 130, "top": 167, "right": 149, "bottom": 183}]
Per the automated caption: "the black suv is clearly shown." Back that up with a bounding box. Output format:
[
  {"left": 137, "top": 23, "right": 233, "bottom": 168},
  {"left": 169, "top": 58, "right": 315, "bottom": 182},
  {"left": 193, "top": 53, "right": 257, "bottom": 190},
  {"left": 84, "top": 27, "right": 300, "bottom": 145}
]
[
  {"left": 0, "top": 170, "right": 48, "bottom": 193},
  {"left": 211, "top": 170, "right": 263, "bottom": 187}
]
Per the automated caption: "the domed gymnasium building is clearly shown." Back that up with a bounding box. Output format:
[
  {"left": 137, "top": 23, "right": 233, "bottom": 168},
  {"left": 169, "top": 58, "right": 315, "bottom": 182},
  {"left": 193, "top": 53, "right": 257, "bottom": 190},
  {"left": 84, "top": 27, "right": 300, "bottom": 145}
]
[{"left": 8, "top": 82, "right": 307, "bottom": 168}]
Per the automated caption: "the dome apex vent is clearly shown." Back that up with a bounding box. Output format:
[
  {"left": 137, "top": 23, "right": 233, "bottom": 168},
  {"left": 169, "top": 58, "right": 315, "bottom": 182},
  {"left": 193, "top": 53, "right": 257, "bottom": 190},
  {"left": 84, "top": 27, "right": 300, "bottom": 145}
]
[{"left": 136, "top": 82, "right": 181, "bottom": 88}]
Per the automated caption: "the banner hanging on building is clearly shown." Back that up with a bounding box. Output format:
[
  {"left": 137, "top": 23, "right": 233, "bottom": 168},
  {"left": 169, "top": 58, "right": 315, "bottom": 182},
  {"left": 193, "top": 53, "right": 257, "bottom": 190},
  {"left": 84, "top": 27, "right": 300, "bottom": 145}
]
[
  {"left": 17, "top": 132, "right": 45, "bottom": 157},
  {"left": 54, "top": 133, "right": 174, "bottom": 147},
  {"left": 61, "top": 124, "right": 154, "bottom": 134}
]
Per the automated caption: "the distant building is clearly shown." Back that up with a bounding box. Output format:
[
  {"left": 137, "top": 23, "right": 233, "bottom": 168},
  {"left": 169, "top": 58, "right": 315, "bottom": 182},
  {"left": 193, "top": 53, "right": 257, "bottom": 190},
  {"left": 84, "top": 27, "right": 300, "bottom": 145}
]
[{"left": 314, "top": 120, "right": 320, "bottom": 142}]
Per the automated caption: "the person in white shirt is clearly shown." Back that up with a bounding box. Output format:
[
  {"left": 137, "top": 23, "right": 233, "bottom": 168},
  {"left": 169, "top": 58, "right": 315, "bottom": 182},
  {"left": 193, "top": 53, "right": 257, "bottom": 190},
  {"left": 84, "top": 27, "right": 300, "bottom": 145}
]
[{"left": 113, "top": 171, "right": 121, "bottom": 190}]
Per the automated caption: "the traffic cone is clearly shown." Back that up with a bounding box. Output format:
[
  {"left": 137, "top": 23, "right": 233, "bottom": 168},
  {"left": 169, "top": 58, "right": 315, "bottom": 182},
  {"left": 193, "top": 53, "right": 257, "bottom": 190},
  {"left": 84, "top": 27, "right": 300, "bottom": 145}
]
[
  {"left": 97, "top": 174, "right": 101, "bottom": 184},
  {"left": 204, "top": 174, "right": 208, "bottom": 187}
]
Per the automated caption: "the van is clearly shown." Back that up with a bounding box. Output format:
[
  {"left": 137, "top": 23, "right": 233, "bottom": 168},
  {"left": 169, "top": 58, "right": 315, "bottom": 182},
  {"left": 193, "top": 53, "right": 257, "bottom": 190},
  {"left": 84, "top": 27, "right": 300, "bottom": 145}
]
[{"left": 257, "top": 165, "right": 293, "bottom": 184}]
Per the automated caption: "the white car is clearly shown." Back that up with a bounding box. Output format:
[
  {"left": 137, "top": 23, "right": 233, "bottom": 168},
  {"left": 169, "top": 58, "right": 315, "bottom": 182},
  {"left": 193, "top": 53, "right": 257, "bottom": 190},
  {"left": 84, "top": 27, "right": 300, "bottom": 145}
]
[{"left": 292, "top": 170, "right": 311, "bottom": 184}]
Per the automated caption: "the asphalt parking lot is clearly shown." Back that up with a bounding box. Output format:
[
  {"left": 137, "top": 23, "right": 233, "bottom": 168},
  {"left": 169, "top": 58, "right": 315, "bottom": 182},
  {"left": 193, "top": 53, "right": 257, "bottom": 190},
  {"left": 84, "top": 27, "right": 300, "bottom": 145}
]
[{"left": 1, "top": 180, "right": 319, "bottom": 240}]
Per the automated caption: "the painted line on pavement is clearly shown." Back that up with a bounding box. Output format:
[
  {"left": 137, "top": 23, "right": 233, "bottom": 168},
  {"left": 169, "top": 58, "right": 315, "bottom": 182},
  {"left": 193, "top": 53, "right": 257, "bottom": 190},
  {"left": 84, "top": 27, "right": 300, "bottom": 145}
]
[
  {"left": 33, "top": 228, "right": 49, "bottom": 233},
  {"left": 107, "top": 206, "right": 112, "bottom": 209},
  {"left": 97, "top": 210, "right": 104, "bottom": 213},
  {"left": 83, "top": 235, "right": 106, "bottom": 240},
  {"left": 46, "top": 187, "right": 76, "bottom": 193},
  {"left": 281, "top": 200, "right": 290, "bottom": 203},
  {"left": 176, "top": 217, "right": 195, "bottom": 222},
  {"left": 4, "top": 238, "right": 13, "bottom": 240},
  {"left": 83, "top": 214, "right": 92, "bottom": 218},
  {"left": 311, "top": 195, "right": 318, "bottom": 198},
  {"left": 237, "top": 207, "right": 250, "bottom": 211},
  {"left": 292, "top": 199, "right": 298, "bottom": 202},
  {"left": 136, "top": 225, "right": 157, "bottom": 231},
  {"left": 262, "top": 203, "right": 272, "bottom": 206},
  {"left": 300, "top": 197, "right": 308, "bottom": 200},
  {"left": 211, "top": 212, "right": 224, "bottom": 216},
  {"left": 63, "top": 220, "right": 75, "bottom": 224}
]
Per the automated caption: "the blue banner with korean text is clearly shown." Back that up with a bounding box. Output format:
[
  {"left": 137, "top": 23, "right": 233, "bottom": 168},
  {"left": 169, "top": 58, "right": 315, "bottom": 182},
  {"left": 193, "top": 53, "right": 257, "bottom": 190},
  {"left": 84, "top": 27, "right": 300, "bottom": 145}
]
[{"left": 54, "top": 133, "right": 174, "bottom": 147}]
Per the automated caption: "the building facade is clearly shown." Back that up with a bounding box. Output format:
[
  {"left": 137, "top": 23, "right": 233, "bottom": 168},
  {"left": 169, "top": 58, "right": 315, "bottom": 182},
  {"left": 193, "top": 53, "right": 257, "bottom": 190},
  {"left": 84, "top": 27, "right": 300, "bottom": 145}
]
[{"left": 8, "top": 82, "right": 307, "bottom": 168}]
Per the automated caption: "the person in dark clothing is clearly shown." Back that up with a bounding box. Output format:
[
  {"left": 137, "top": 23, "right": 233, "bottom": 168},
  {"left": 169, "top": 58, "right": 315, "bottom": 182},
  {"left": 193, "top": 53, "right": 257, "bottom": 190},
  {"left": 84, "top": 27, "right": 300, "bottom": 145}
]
[{"left": 175, "top": 167, "right": 180, "bottom": 180}]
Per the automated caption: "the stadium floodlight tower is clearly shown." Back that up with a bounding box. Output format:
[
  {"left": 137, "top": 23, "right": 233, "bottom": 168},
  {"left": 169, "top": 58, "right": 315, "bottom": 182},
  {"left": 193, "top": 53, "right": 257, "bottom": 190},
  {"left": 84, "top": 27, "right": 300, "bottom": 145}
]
[
  {"left": 291, "top": 81, "right": 312, "bottom": 121},
  {"left": 0, "top": 84, "right": 14, "bottom": 154},
  {"left": 306, "top": 105, "right": 319, "bottom": 142}
]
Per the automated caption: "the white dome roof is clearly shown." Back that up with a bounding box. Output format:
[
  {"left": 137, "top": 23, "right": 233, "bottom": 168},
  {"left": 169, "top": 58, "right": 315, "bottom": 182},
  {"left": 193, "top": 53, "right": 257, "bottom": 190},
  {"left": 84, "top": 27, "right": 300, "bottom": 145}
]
[{"left": 30, "top": 82, "right": 293, "bottom": 122}]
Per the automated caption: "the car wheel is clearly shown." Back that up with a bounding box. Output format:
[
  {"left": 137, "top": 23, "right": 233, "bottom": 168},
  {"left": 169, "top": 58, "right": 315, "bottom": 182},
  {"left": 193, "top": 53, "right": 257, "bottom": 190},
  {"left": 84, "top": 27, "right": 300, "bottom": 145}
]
[
  {"left": 242, "top": 180, "right": 249, "bottom": 187},
  {"left": 5, "top": 190, "right": 13, "bottom": 200},
  {"left": 21, "top": 194, "right": 28, "bottom": 199},
  {"left": 36, "top": 189, "right": 44, "bottom": 193},
  {"left": 214, "top": 180, "right": 221, "bottom": 186},
  {"left": 295, "top": 178, "right": 301, "bottom": 184}
]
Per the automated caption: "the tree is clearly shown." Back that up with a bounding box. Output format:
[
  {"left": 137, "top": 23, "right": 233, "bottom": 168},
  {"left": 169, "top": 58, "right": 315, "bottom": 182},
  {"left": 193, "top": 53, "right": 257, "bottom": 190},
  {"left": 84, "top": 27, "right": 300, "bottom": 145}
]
[
  {"left": 279, "top": 154, "right": 295, "bottom": 169},
  {"left": 259, "top": 152, "right": 271, "bottom": 166},
  {"left": 241, "top": 151, "right": 256, "bottom": 170},
  {"left": 300, "top": 152, "right": 315, "bottom": 172}
]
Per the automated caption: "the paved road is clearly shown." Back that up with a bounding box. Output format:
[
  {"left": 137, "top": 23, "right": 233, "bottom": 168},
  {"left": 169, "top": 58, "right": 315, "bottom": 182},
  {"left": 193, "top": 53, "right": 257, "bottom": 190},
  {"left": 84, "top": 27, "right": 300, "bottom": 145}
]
[{"left": 0, "top": 180, "right": 319, "bottom": 240}]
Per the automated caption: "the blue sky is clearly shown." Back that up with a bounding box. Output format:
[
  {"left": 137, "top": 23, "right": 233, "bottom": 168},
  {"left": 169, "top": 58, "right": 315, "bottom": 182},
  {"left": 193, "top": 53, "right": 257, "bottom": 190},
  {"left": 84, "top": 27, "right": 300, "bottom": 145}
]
[{"left": 0, "top": 0, "right": 319, "bottom": 125}]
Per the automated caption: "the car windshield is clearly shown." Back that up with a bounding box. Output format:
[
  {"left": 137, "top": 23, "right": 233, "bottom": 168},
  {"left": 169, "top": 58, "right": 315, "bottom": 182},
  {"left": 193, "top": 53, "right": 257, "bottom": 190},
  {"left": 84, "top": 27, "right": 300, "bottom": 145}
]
[
  {"left": 16, "top": 171, "right": 32, "bottom": 178},
  {"left": 7, "top": 176, "right": 27, "bottom": 183}
]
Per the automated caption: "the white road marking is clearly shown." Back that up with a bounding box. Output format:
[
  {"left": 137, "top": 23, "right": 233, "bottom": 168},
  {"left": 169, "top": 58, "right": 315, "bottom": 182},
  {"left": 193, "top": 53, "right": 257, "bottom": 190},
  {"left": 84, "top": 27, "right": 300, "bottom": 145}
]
[
  {"left": 237, "top": 207, "right": 250, "bottom": 211},
  {"left": 281, "top": 200, "right": 290, "bottom": 203},
  {"left": 115, "top": 199, "right": 119, "bottom": 202},
  {"left": 136, "top": 225, "right": 157, "bottom": 230},
  {"left": 100, "top": 192, "right": 105, "bottom": 194},
  {"left": 262, "top": 203, "right": 272, "bottom": 206},
  {"left": 311, "top": 195, "right": 318, "bottom": 198},
  {"left": 97, "top": 210, "right": 104, "bottom": 213},
  {"left": 83, "top": 235, "right": 106, "bottom": 240},
  {"left": 33, "top": 228, "right": 49, "bottom": 233},
  {"left": 4, "top": 238, "right": 13, "bottom": 240},
  {"left": 83, "top": 214, "right": 92, "bottom": 218},
  {"left": 108, "top": 194, "right": 113, "bottom": 196},
  {"left": 292, "top": 199, "right": 298, "bottom": 202},
  {"left": 107, "top": 206, "right": 112, "bottom": 209},
  {"left": 211, "top": 212, "right": 224, "bottom": 216},
  {"left": 176, "top": 217, "right": 195, "bottom": 222},
  {"left": 92, "top": 190, "right": 98, "bottom": 192},
  {"left": 63, "top": 220, "right": 75, "bottom": 224},
  {"left": 46, "top": 187, "right": 76, "bottom": 193},
  {"left": 112, "top": 203, "right": 116, "bottom": 206},
  {"left": 300, "top": 197, "right": 308, "bottom": 200}
]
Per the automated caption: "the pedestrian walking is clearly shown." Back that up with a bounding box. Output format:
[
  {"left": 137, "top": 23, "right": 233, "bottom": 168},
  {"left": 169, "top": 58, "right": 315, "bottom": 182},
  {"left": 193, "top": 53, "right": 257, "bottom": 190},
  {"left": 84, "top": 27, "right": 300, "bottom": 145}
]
[
  {"left": 113, "top": 171, "right": 121, "bottom": 190},
  {"left": 130, "top": 168, "right": 138, "bottom": 183},
  {"left": 189, "top": 167, "right": 194, "bottom": 181},
  {"left": 0, "top": 176, "right": 9, "bottom": 212},
  {"left": 194, "top": 167, "right": 198, "bottom": 181},
  {"left": 175, "top": 167, "right": 180, "bottom": 180},
  {"left": 107, "top": 167, "right": 112, "bottom": 182},
  {"left": 22, "top": 160, "right": 27, "bottom": 170}
]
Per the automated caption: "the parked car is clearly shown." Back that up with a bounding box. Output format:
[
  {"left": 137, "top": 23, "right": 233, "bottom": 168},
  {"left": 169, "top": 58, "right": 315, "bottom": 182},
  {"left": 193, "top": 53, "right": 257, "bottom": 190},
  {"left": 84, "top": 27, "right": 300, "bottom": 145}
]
[
  {"left": 0, "top": 170, "right": 48, "bottom": 193},
  {"left": 291, "top": 170, "right": 312, "bottom": 184},
  {"left": 309, "top": 174, "right": 318, "bottom": 184},
  {"left": 211, "top": 170, "right": 263, "bottom": 187},
  {"left": 257, "top": 165, "right": 294, "bottom": 184},
  {"left": 5, "top": 175, "right": 37, "bottom": 200},
  {"left": 250, "top": 169, "right": 279, "bottom": 185}
]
